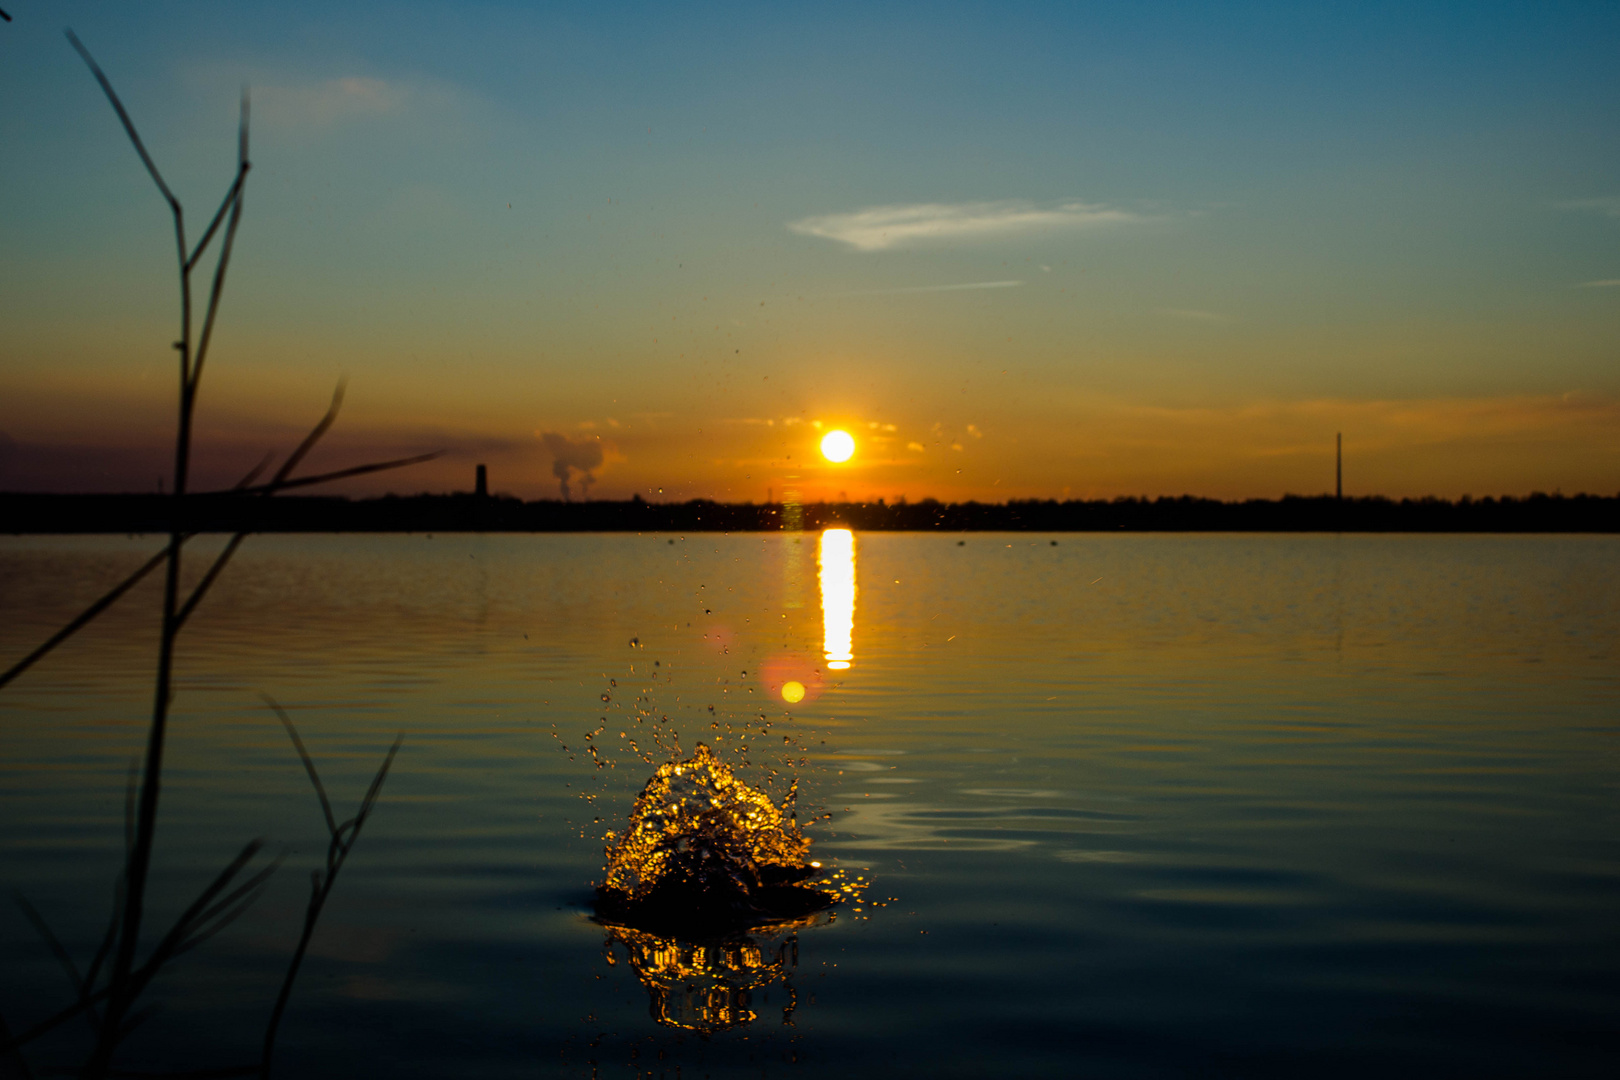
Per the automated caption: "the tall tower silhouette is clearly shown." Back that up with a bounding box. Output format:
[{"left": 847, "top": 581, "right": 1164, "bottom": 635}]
[{"left": 1335, "top": 434, "right": 1342, "bottom": 501}]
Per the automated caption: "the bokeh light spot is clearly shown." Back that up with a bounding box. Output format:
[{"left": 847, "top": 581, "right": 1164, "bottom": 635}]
[{"left": 781, "top": 680, "right": 806, "bottom": 704}]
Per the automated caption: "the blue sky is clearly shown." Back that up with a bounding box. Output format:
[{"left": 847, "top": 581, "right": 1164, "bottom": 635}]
[{"left": 2, "top": 1, "right": 1617, "bottom": 499}]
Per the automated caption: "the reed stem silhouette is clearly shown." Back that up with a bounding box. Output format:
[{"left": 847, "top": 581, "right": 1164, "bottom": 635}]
[{"left": 0, "top": 32, "right": 435, "bottom": 1078}]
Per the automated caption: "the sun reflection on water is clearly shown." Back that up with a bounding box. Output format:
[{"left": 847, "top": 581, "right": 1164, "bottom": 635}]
[{"left": 819, "top": 528, "right": 855, "bottom": 670}]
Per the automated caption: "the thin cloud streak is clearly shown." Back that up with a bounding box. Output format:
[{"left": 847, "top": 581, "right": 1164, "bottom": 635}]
[
  {"left": 1575, "top": 279, "right": 1620, "bottom": 288},
  {"left": 1557, "top": 197, "right": 1620, "bottom": 219},
  {"left": 255, "top": 77, "right": 408, "bottom": 127},
  {"left": 789, "top": 200, "right": 1139, "bottom": 251},
  {"left": 202, "top": 66, "right": 473, "bottom": 132},
  {"left": 836, "top": 280, "right": 1024, "bottom": 296},
  {"left": 1160, "top": 308, "right": 1233, "bottom": 323}
]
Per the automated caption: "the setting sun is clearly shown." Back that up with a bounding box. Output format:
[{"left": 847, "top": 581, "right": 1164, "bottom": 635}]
[
  {"left": 820, "top": 430, "right": 855, "bottom": 463},
  {"left": 2, "top": 8, "right": 1614, "bottom": 1075}
]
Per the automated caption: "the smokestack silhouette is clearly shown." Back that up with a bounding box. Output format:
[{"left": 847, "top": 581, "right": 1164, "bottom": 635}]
[{"left": 475, "top": 464, "right": 488, "bottom": 498}]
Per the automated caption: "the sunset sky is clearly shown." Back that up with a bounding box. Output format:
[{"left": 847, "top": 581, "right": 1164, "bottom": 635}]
[{"left": 2, "top": 1, "right": 1618, "bottom": 502}]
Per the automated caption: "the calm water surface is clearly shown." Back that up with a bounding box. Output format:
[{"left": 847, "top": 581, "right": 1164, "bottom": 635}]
[{"left": 1, "top": 532, "right": 1617, "bottom": 1077}]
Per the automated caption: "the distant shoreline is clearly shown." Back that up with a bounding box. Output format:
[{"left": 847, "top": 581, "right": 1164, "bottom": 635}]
[{"left": 3, "top": 491, "right": 1617, "bottom": 534}]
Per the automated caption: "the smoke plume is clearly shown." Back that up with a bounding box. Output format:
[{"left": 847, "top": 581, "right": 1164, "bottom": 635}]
[{"left": 540, "top": 431, "right": 604, "bottom": 500}]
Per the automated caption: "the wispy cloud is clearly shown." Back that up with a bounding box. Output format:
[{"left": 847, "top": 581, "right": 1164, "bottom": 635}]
[
  {"left": 1160, "top": 308, "right": 1234, "bottom": 323},
  {"left": 789, "top": 200, "right": 1139, "bottom": 251},
  {"left": 1576, "top": 278, "right": 1620, "bottom": 288},
  {"left": 239, "top": 72, "right": 468, "bottom": 132},
  {"left": 1557, "top": 197, "right": 1620, "bottom": 219},
  {"left": 255, "top": 76, "right": 409, "bottom": 127},
  {"left": 836, "top": 280, "right": 1023, "bottom": 296}
]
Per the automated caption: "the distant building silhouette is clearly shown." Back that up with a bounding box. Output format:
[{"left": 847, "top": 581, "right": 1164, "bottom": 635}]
[{"left": 475, "top": 464, "right": 488, "bottom": 498}]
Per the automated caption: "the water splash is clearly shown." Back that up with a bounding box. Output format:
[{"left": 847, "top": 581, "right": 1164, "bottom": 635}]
[{"left": 594, "top": 743, "right": 836, "bottom": 936}]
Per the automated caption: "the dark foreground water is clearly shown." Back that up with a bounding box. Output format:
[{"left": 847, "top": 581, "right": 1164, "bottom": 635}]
[{"left": 1, "top": 532, "right": 1617, "bottom": 1077}]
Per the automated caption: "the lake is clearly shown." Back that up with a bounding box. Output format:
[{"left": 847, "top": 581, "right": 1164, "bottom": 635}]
[{"left": 1, "top": 532, "right": 1617, "bottom": 1077}]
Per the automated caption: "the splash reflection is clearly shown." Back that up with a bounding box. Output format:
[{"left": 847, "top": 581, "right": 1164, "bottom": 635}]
[
  {"left": 819, "top": 528, "right": 856, "bottom": 670},
  {"left": 604, "top": 917, "right": 818, "bottom": 1033},
  {"left": 594, "top": 743, "right": 846, "bottom": 1033}
]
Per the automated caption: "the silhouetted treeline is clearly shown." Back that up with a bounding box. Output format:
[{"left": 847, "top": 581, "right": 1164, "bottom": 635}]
[{"left": 4, "top": 491, "right": 1618, "bottom": 533}]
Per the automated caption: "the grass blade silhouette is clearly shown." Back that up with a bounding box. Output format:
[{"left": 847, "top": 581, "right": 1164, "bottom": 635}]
[
  {"left": 264, "top": 698, "right": 335, "bottom": 837},
  {"left": 268, "top": 381, "right": 345, "bottom": 489},
  {"left": 174, "top": 381, "right": 351, "bottom": 631},
  {"left": 186, "top": 174, "right": 247, "bottom": 274},
  {"left": 212, "top": 452, "right": 444, "bottom": 498},
  {"left": 173, "top": 536, "right": 245, "bottom": 632},
  {"left": 63, "top": 31, "right": 182, "bottom": 231},
  {"left": 258, "top": 698, "right": 401, "bottom": 1078},
  {"left": 0, "top": 1013, "right": 34, "bottom": 1080},
  {"left": 10, "top": 895, "right": 97, "bottom": 1033},
  {"left": 0, "top": 551, "right": 166, "bottom": 690},
  {"left": 190, "top": 91, "right": 248, "bottom": 391}
]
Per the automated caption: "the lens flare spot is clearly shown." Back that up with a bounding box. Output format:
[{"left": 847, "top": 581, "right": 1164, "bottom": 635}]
[
  {"left": 820, "top": 430, "right": 855, "bottom": 463},
  {"left": 781, "top": 680, "right": 806, "bottom": 703}
]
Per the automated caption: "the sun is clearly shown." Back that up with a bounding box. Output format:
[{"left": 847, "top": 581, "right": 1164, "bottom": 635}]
[{"left": 820, "top": 429, "right": 855, "bottom": 463}]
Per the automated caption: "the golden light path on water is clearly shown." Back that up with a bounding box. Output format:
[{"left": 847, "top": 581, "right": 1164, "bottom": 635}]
[{"left": 818, "top": 528, "right": 855, "bottom": 670}]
